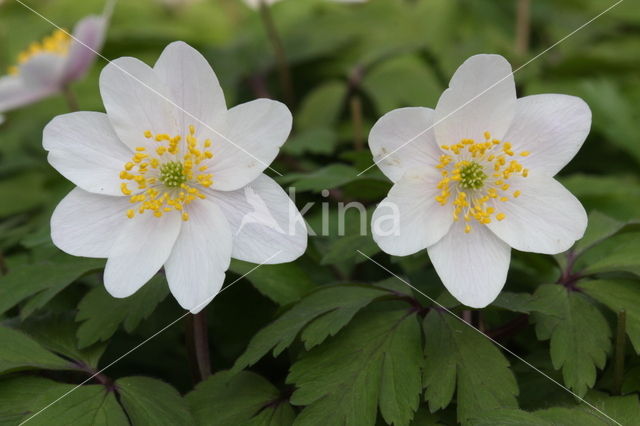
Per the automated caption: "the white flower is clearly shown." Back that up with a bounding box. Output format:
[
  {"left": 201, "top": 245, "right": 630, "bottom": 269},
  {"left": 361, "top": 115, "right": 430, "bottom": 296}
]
[
  {"left": 243, "top": 0, "right": 366, "bottom": 9},
  {"left": 0, "top": 15, "right": 107, "bottom": 119},
  {"left": 44, "top": 41, "right": 308, "bottom": 313},
  {"left": 369, "top": 54, "right": 590, "bottom": 308}
]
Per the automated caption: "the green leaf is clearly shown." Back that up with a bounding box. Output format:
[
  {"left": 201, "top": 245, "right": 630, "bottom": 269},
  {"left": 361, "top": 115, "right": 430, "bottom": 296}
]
[
  {"left": 423, "top": 311, "right": 518, "bottom": 423},
  {"left": 278, "top": 164, "right": 362, "bottom": 193},
  {"left": 0, "top": 173, "right": 47, "bottom": 218},
  {"left": 534, "top": 407, "right": 612, "bottom": 426},
  {"left": 0, "top": 376, "right": 71, "bottom": 424},
  {"left": 573, "top": 211, "right": 626, "bottom": 256},
  {"left": 288, "top": 307, "right": 423, "bottom": 426},
  {"left": 492, "top": 292, "right": 540, "bottom": 314},
  {"left": 282, "top": 127, "right": 338, "bottom": 156},
  {"left": 0, "top": 325, "right": 75, "bottom": 373},
  {"left": 470, "top": 408, "right": 549, "bottom": 425},
  {"left": 229, "top": 260, "right": 317, "bottom": 306},
  {"left": 582, "top": 232, "right": 640, "bottom": 277},
  {"left": 21, "top": 385, "right": 128, "bottom": 426},
  {"left": 320, "top": 234, "right": 380, "bottom": 266},
  {"left": 233, "top": 285, "right": 388, "bottom": 371},
  {"left": 75, "top": 275, "right": 169, "bottom": 348},
  {"left": 584, "top": 391, "right": 640, "bottom": 425},
  {"left": 296, "top": 81, "right": 347, "bottom": 131},
  {"left": 186, "top": 370, "right": 294, "bottom": 426},
  {"left": 20, "top": 314, "right": 106, "bottom": 369},
  {"left": 531, "top": 285, "right": 611, "bottom": 396},
  {"left": 116, "top": 376, "right": 195, "bottom": 426},
  {"left": 362, "top": 54, "right": 441, "bottom": 114},
  {"left": 0, "top": 254, "right": 104, "bottom": 316},
  {"left": 580, "top": 279, "right": 640, "bottom": 353}
]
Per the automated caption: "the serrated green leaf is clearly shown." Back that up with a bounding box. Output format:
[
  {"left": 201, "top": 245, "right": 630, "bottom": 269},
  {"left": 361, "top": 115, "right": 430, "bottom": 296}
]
[
  {"left": 534, "top": 407, "right": 611, "bottom": 426},
  {"left": 531, "top": 285, "right": 611, "bottom": 397},
  {"left": 0, "top": 254, "right": 104, "bottom": 316},
  {"left": 580, "top": 279, "right": 640, "bottom": 354},
  {"left": 20, "top": 313, "right": 106, "bottom": 369},
  {"left": 233, "top": 285, "right": 388, "bottom": 372},
  {"left": 584, "top": 391, "right": 640, "bottom": 425},
  {"left": 116, "top": 376, "right": 195, "bottom": 426},
  {"left": 186, "top": 370, "right": 293, "bottom": 426},
  {"left": 423, "top": 312, "right": 518, "bottom": 423},
  {"left": 583, "top": 232, "right": 640, "bottom": 277},
  {"left": 573, "top": 211, "right": 626, "bottom": 256},
  {"left": 229, "top": 260, "right": 316, "bottom": 306},
  {"left": 288, "top": 307, "right": 423, "bottom": 426},
  {"left": 470, "top": 408, "right": 549, "bottom": 425},
  {"left": 21, "top": 385, "right": 128, "bottom": 426},
  {"left": 0, "top": 325, "right": 76, "bottom": 373},
  {"left": 75, "top": 275, "right": 169, "bottom": 348}
]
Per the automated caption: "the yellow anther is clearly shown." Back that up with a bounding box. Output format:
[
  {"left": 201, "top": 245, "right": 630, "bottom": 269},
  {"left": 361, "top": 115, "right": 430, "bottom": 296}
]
[
  {"left": 496, "top": 213, "right": 506, "bottom": 221},
  {"left": 182, "top": 212, "right": 189, "bottom": 221},
  {"left": 483, "top": 131, "right": 491, "bottom": 140},
  {"left": 520, "top": 151, "right": 530, "bottom": 157},
  {"left": 501, "top": 184, "right": 510, "bottom": 191},
  {"left": 189, "top": 125, "right": 196, "bottom": 135},
  {"left": 136, "top": 147, "right": 146, "bottom": 152},
  {"left": 127, "top": 209, "right": 135, "bottom": 219},
  {"left": 522, "top": 169, "right": 529, "bottom": 177},
  {"left": 500, "top": 197, "right": 509, "bottom": 202},
  {"left": 144, "top": 130, "right": 153, "bottom": 138},
  {"left": 513, "top": 190, "right": 521, "bottom": 198},
  {"left": 464, "top": 224, "right": 472, "bottom": 233},
  {"left": 125, "top": 162, "right": 134, "bottom": 171},
  {"left": 121, "top": 183, "right": 132, "bottom": 196}
]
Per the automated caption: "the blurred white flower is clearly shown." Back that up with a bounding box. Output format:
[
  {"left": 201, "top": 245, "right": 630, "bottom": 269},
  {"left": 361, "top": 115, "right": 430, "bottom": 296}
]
[
  {"left": 44, "top": 41, "right": 307, "bottom": 313},
  {"left": 370, "top": 54, "right": 590, "bottom": 308},
  {"left": 0, "top": 15, "right": 107, "bottom": 118},
  {"left": 243, "top": 0, "right": 367, "bottom": 9}
]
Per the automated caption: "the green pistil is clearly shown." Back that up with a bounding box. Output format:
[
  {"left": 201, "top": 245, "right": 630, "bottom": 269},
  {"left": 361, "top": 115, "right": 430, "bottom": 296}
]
[
  {"left": 459, "top": 162, "right": 487, "bottom": 190},
  {"left": 159, "top": 161, "right": 187, "bottom": 188}
]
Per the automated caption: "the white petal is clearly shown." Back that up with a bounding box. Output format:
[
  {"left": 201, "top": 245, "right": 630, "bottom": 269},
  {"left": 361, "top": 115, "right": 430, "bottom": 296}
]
[
  {"left": 486, "top": 176, "right": 587, "bottom": 254},
  {"left": 0, "top": 75, "right": 56, "bottom": 113},
  {"left": 43, "top": 111, "right": 132, "bottom": 196},
  {"left": 164, "top": 199, "right": 232, "bottom": 313},
  {"left": 206, "top": 174, "right": 307, "bottom": 264},
  {"left": 372, "top": 169, "right": 453, "bottom": 256},
  {"left": 100, "top": 57, "right": 180, "bottom": 151},
  {"left": 104, "top": 212, "right": 181, "bottom": 298},
  {"left": 427, "top": 221, "right": 511, "bottom": 308},
  {"left": 61, "top": 15, "right": 107, "bottom": 83},
  {"left": 502, "top": 94, "right": 592, "bottom": 177},
  {"left": 154, "top": 41, "right": 227, "bottom": 137},
  {"left": 207, "top": 99, "right": 292, "bottom": 191},
  {"left": 368, "top": 107, "right": 441, "bottom": 182},
  {"left": 20, "top": 53, "right": 66, "bottom": 90},
  {"left": 434, "top": 54, "right": 516, "bottom": 145},
  {"left": 51, "top": 188, "right": 130, "bottom": 258}
]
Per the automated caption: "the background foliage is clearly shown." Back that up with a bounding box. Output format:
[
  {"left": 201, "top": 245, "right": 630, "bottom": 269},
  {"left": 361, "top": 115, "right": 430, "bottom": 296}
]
[{"left": 1, "top": 0, "right": 640, "bottom": 424}]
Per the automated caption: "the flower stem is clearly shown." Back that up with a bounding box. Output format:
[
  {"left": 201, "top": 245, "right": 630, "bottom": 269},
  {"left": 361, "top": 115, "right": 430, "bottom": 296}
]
[
  {"left": 187, "top": 309, "right": 211, "bottom": 382},
  {"left": 258, "top": 0, "right": 295, "bottom": 106},
  {"left": 62, "top": 86, "right": 79, "bottom": 112},
  {"left": 515, "top": 0, "right": 531, "bottom": 56},
  {"left": 613, "top": 310, "right": 626, "bottom": 395}
]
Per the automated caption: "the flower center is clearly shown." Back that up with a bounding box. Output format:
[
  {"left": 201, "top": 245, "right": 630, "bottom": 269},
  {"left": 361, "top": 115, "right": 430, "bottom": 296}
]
[
  {"left": 159, "top": 162, "right": 187, "bottom": 188},
  {"left": 119, "top": 125, "right": 214, "bottom": 222},
  {"left": 459, "top": 161, "right": 487, "bottom": 190},
  {"left": 435, "top": 131, "right": 530, "bottom": 234},
  {"left": 8, "top": 29, "right": 71, "bottom": 75}
]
